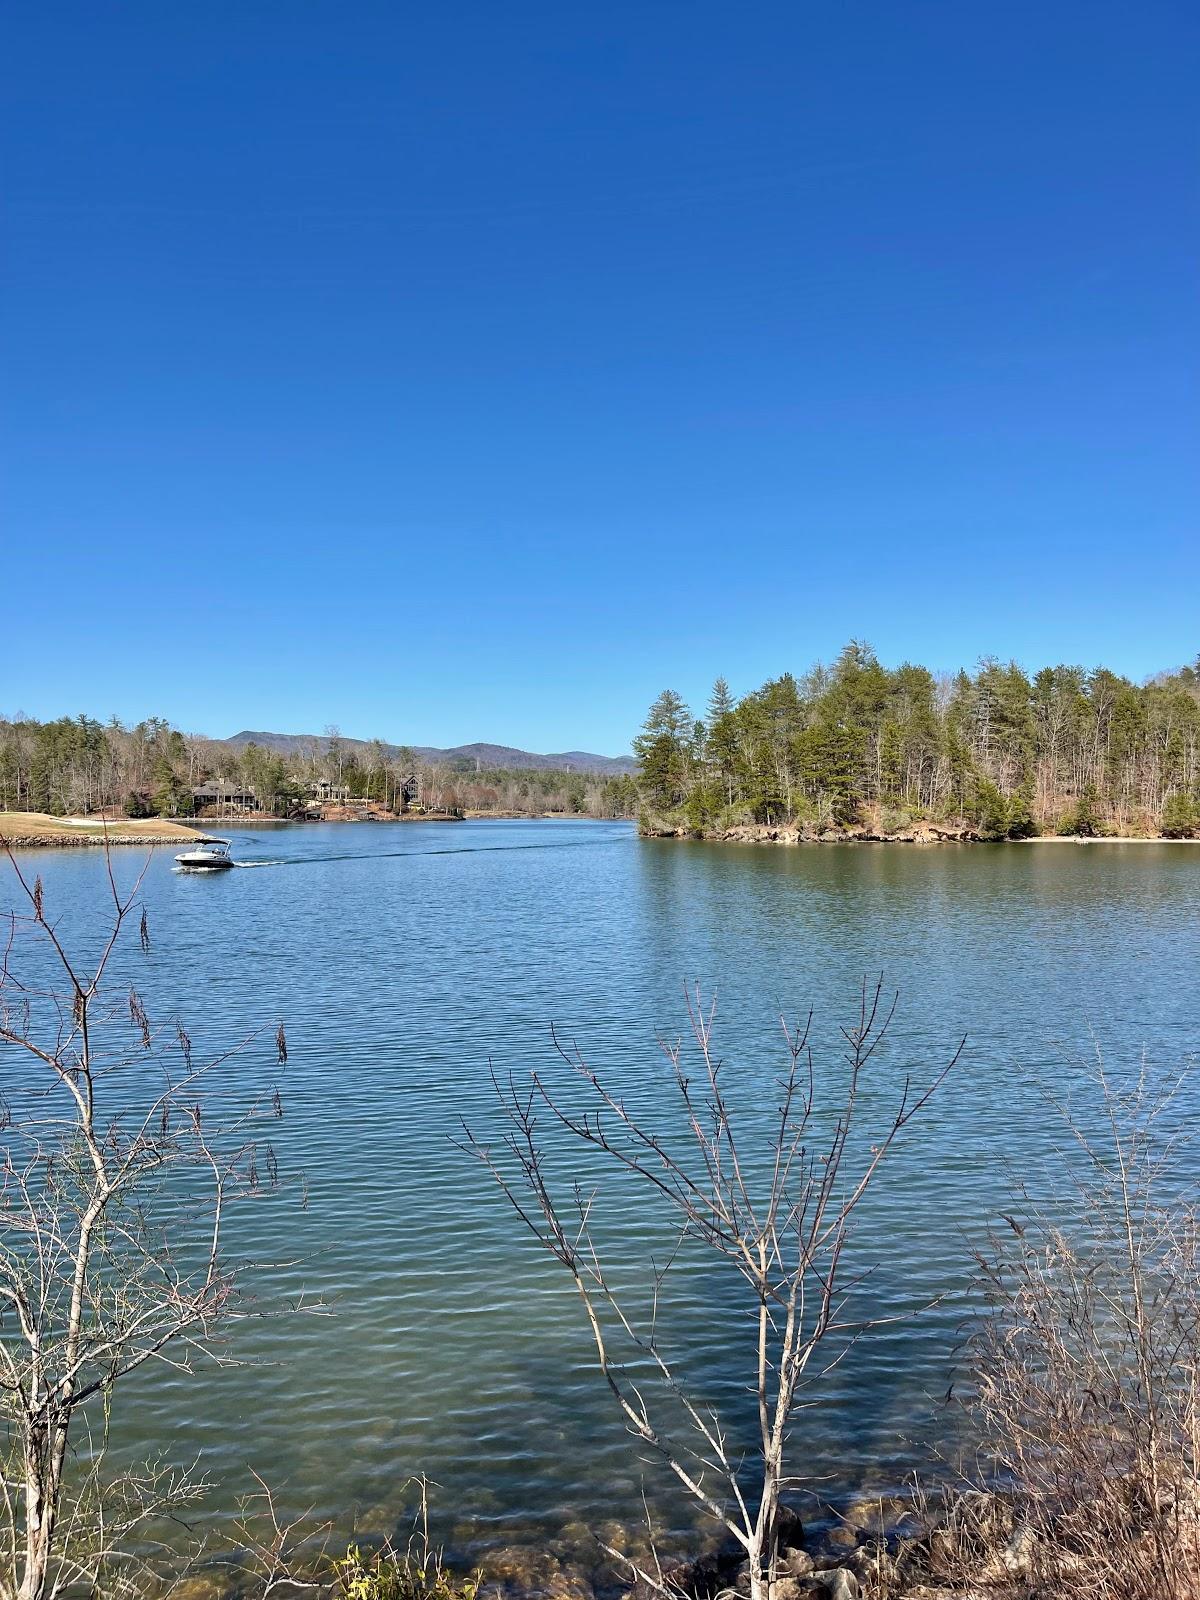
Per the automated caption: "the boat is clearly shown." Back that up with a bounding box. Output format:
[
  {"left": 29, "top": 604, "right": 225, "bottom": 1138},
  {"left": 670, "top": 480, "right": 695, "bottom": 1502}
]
[{"left": 175, "top": 838, "right": 236, "bottom": 871}]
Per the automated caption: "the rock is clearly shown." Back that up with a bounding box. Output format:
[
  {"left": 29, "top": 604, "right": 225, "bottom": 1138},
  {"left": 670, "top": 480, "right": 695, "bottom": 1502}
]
[
  {"left": 670, "top": 1546, "right": 744, "bottom": 1598},
  {"left": 555, "top": 1518, "right": 594, "bottom": 1551},
  {"left": 776, "top": 1503, "right": 806, "bottom": 1547},
  {"left": 806, "top": 1524, "right": 860, "bottom": 1566},
  {"left": 1001, "top": 1520, "right": 1037, "bottom": 1575},
  {"left": 779, "top": 1546, "right": 813, "bottom": 1578},
  {"left": 769, "top": 1579, "right": 806, "bottom": 1600},
  {"left": 816, "top": 1570, "right": 860, "bottom": 1600},
  {"left": 841, "top": 1492, "right": 911, "bottom": 1538},
  {"left": 959, "top": 1489, "right": 1014, "bottom": 1541},
  {"left": 163, "top": 1579, "right": 228, "bottom": 1600},
  {"left": 925, "top": 1526, "right": 956, "bottom": 1576},
  {"left": 844, "top": 1540, "right": 897, "bottom": 1590},
  {"left": 481, "top": 1544, "right": 594, "bottom": 1600}
]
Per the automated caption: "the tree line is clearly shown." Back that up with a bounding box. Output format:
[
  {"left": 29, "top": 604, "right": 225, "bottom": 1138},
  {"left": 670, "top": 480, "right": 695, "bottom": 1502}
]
[
  {"left": 634, "top": 643, "right": 1200, "bottom": 838},
  {"left": 0, "top": 716, "right": 638, "bottom": 821}
]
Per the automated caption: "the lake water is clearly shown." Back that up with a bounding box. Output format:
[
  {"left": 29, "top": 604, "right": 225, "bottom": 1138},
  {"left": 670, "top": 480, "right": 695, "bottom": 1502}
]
[{"left": 4, "top": 821, "right": 1199, "bottom": 1583}]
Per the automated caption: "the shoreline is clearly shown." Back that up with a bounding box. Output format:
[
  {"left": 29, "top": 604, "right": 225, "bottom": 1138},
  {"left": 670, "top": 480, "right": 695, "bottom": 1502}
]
[
  {"left": 641, "top": 819, "right": 1200, "bottom": 847},
  {"left": 0, "top": 814, "right": 212, "bottom": 849},
  {"left": 0, "top": 809, "right": 535, "bottom": 847},
  {"left": 0, "top": 809, "right": 627, "bottom": 841}
]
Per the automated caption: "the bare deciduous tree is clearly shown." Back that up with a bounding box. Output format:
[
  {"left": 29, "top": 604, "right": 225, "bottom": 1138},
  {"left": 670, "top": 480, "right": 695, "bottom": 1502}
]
[
  {"left": 0, "top": 842, "right": 289, "bottom": 1600},
  {"left": 464, "top": 980, "right": 961, "bottom": 1600}
]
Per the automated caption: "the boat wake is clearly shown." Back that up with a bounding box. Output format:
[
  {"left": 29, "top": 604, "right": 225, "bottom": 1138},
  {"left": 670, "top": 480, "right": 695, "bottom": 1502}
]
[{"left": 172, "top": 833, "right": 628, "bottom": 874}]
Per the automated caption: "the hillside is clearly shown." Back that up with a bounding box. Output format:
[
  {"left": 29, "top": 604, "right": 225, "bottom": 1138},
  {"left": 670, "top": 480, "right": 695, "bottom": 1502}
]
[{"left": 224, "top": 731, "right": 637, "bottom": 776}]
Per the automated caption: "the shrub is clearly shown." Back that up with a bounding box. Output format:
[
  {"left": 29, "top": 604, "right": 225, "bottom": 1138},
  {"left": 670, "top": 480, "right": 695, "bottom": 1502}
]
[
  {"left": 879, "top": 806, "right": 915, "bottom": 835},
  {"left": 333, "top": 1543, "right": 480, "bottom": 1600},
  {"left": 969, "top": 1055, "right": 1200, "bottom": 1600}
]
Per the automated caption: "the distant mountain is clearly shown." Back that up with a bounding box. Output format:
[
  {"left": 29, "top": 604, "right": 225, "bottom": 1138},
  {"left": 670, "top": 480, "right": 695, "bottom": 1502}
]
[{"left": 223, "top": 731, "right": 637, "bottom": 776}]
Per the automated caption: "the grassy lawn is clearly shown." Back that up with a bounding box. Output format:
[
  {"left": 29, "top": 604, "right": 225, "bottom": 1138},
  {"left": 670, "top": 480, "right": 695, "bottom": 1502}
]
[{"left": 0, "top": 812, "right": 204, "bottom": 844}]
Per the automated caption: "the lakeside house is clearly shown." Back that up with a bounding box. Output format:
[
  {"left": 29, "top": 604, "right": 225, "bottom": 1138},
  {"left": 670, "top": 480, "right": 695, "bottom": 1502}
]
[
  {"left": 308, "top": 779, "right": 351, "bottom": 805},
  {"left": 190, "top": 776, "right": 416, "bottom": 820},
  {"left": 192, "top": 780, "right": 260, "bottom": 816}
]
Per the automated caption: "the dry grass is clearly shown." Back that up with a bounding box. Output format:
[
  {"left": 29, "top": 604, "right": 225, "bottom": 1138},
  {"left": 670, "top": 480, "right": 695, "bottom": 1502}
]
[
  {"left": 966, "top": 1051, "right": 1200, "bottom": 1600},
  {"left": 0, "top": 811, "right": 204, "bottom": 844}
]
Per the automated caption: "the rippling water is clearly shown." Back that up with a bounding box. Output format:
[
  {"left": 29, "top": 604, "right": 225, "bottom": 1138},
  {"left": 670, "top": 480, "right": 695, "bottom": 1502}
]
[{"left": 4, "top": 822, "right": 1199, "bottom": 1575}]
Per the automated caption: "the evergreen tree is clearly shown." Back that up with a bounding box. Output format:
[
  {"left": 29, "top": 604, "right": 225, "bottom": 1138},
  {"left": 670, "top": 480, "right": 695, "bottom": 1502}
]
[
  {"left": 634, "top": 690, "right": 694, "bottom": 811},
  {"left": 707, "top": 677, "right": 735, "bottom": 723},
  {"left": 972, "top": 778, "right": 1010, "bottom": 841},
  {"left": 1005, "top": 781, "right": 1038, "bottom": 839},
  {"left": 1161, "top": 791, "right": 1197, "bottom": 838},
  {"left": 705, "top": 679, "right": 741, "bottom": 809}
]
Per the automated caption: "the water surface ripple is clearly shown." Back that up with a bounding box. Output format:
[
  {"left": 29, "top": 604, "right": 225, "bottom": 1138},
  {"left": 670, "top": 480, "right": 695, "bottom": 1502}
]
[{"left": 5, "top": 821, "right": 1199, "bottom": 1563}]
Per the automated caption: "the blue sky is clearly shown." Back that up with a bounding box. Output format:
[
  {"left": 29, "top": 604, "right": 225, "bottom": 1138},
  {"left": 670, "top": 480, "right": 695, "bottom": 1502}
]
[{"left": 3, "top": 2, "right": 1197, "bottom": 754}]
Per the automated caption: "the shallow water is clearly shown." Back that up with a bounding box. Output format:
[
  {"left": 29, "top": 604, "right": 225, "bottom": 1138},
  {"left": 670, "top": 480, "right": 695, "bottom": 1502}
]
[{"left": 4, "top": 822, "right": 1199, "bottom": 1571}]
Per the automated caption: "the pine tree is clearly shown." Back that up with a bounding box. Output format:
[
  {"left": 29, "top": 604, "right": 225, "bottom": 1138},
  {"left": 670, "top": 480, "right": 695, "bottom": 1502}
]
[
  {"left": 1005, "top": 781, "right": 1038, "bottom": 839},
  {"left": 634, "top": 690, "right": 694, "bottom": 812},
  {"left": 972, "top": 778, "right": 1010, "bottom": 841},
  {"left": 1161, "top": 791, "right": 1197, "bottom": 838},
  {"left": 707, "top": 677, "right": 735, "bottom": 723},
  {"left": 706, "top": 679, "right": 741, "bottom": 809}
]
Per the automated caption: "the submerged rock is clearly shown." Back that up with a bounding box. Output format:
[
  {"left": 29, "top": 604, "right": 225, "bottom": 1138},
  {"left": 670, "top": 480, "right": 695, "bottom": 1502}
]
[
  {"left": 806, "top": 1524, "right": 860, "bottom": 1566},
  {"left": 481, "top": 1544, "right": 595, "bottom": 1600},
  {"left": 840, "top": 1493, "right": 912, "bottom": 1538}
]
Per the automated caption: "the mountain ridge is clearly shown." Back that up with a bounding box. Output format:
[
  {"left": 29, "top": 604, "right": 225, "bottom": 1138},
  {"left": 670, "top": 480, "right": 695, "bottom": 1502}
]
[{"left": 223, "top": 730, "right": 637, "bottom": 776}]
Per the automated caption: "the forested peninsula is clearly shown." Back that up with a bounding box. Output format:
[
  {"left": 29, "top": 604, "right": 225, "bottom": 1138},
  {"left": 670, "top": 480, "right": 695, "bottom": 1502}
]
[{"left": 634, "top": 644, "right": 1200, "bottom": 842}]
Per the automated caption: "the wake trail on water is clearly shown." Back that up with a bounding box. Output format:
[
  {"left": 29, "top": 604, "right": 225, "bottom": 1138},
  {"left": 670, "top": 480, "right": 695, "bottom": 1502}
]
[{"left": 224, "top": 835, "right": 629, "bottom": 870}]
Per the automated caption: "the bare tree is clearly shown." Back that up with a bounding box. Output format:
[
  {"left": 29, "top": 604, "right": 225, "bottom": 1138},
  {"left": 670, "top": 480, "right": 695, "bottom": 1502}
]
[
  {"left": 0, "top": 841, "right": 290, "bottom": 1600},
  {"left": 464, "top": 981, "right": 961, "bottom": 1600}
]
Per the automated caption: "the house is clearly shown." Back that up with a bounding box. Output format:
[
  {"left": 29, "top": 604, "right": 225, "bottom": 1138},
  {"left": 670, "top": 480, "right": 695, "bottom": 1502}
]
[
  {"left": 192, "top": 780, "right": 260, "bottom": 815},
  {"left": 307, "top": 779, "right": 350, "bottom": 804}
]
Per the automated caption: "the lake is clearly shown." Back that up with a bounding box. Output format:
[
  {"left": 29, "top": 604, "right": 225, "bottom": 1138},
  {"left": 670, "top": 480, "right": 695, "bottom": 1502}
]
[{"left": 4, "top": 821, "right": 1199, "bottom": 1581}]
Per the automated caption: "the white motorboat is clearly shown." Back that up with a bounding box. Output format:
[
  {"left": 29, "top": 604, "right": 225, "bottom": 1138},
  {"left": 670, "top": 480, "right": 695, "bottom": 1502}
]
[{"left": 175, "top": 838, "right": 235, "bottom": 871}]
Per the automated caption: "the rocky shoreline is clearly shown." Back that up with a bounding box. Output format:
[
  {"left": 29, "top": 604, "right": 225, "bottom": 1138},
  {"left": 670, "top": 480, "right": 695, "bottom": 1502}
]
[
  {"left": 642, "top": 820, "right": 983, "bottom": 845},
  {"left": 467, "top": 1474, "right": 1178, "bottom": 1600},
  {"left": 641, "top": 819, "right": 1192, "bottom": 846},
  {"left": 0, "top": 814, "right": 210, "bottom": 849},
  {"left": 446, "top": 1484, "right": 1075, "bottom": 1600}
]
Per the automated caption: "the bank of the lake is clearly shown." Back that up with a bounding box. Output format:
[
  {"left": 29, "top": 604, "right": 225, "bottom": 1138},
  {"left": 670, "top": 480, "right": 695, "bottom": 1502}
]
[
  {"left": 0, "top": 811, "right": 210, "bottom": 847},
  {"left": 0, "top": 809, "right": 479, "bottom": 847},
  {"left": 641, "top": 817, "right": 1197, "bottom": 845}
]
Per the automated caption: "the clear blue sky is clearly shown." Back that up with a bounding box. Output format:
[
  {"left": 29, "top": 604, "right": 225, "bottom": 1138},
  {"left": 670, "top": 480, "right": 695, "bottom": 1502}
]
[{"left": 3, "top": 3, "right": 1197, "bottom": 754}]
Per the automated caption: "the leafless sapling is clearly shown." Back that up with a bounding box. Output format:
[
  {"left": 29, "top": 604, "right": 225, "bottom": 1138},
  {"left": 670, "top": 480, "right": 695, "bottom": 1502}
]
[
  {"left": 0, "top": 841, "right": 290, "bottom": 1600},
  {"left": 464, "top": 980, "right": 961, "bottom": 1600}
]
